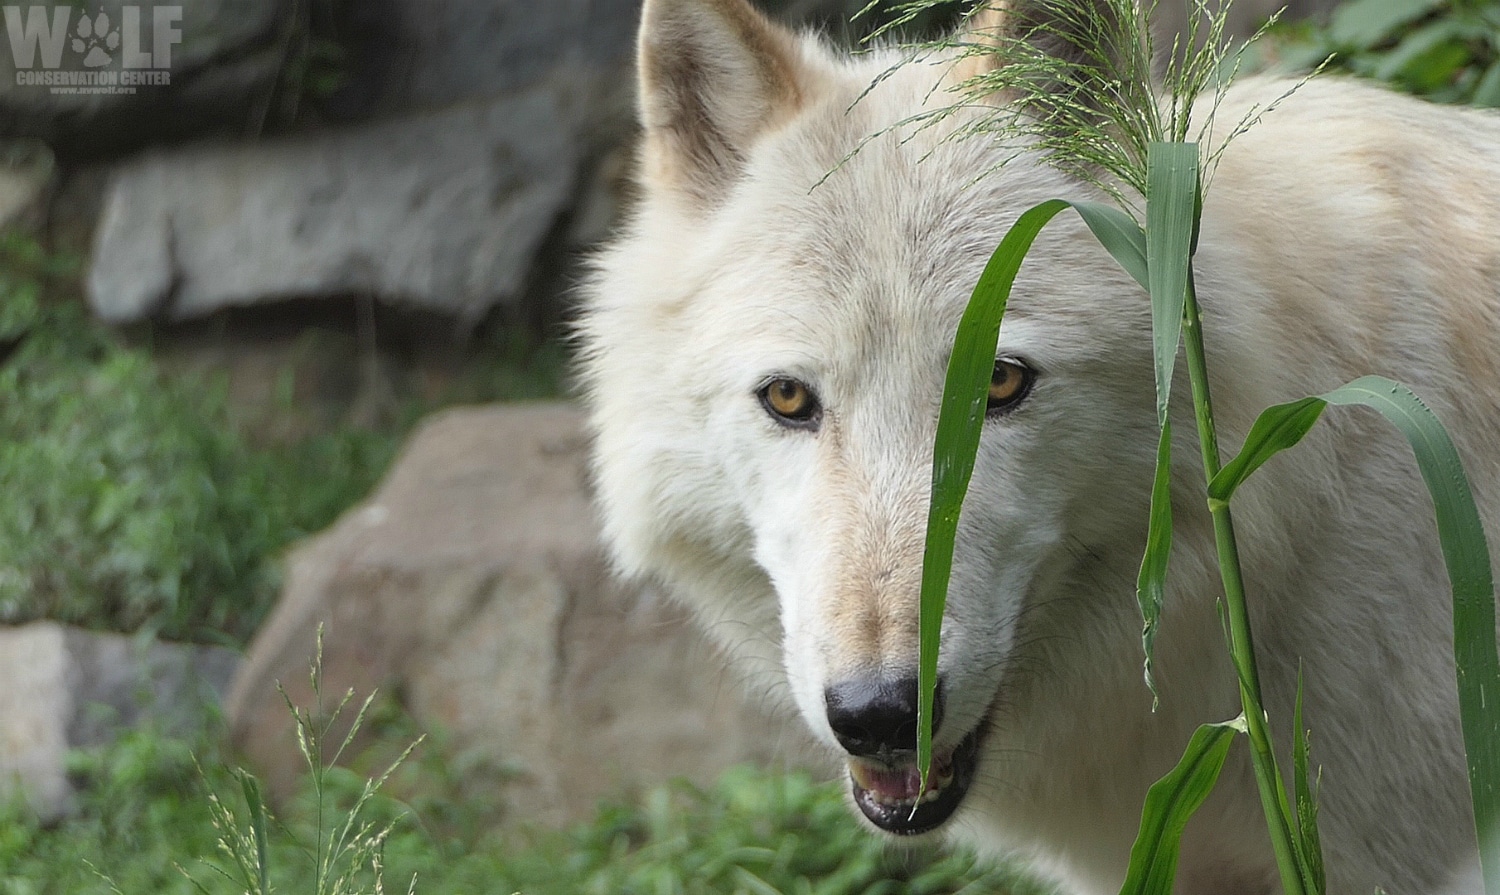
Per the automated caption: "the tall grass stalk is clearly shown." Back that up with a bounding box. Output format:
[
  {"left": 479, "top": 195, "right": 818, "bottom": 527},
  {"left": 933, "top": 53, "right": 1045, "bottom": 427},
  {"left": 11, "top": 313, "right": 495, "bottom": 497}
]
[
  {"left": 891, "top": 0, "right": 1500, "bottom": 892},
  {"left": 1173, "top": 170, "right": 1309, "bottom": 893},
  {"left": 182, "top": 626, "right": 422, "bottom": 895}
]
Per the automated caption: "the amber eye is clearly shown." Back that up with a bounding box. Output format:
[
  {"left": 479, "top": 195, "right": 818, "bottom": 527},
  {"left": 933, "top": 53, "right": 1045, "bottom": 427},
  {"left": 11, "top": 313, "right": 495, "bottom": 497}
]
[
  {"left": 759, "top": 378, "right": 821, "bottom": 428},
  {"left": 986, "top": 359, "right": 1033, "bottom": 414}
]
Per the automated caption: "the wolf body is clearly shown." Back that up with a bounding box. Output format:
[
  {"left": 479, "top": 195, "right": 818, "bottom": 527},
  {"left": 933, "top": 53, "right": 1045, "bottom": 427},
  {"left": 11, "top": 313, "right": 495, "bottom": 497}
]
[{"left": 579, "top": 1, "right": 1500, "bottom": 892}]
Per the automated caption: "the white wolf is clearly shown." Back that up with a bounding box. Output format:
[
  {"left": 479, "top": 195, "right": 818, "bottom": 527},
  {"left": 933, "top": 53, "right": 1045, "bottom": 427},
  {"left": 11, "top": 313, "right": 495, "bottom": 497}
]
[{"left": 578, "top": 0, "right": 1500, "bottom": 891}]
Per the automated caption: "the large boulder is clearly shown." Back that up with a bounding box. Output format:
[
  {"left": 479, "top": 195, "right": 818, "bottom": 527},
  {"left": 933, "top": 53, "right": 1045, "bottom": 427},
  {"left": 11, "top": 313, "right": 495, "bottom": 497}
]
[
  {"left": 86, "top": 88, "right": 585, "bottom": 323},
  {"left": 0, "top": 140, "right": 53, "bottom": 229},
  {"left": 77, "top": 0, "right": 892, "bottom": 327},
  {"left": 225, "top": 403, "right": 817, "bottom": 827},
  {"left": 0, "top": 622, "right": 239, "bottom": 822},
  {"left": 338, "top": 0, "right": 641, "bottom": 117},
  {"left": 328, "top": 0, "right": 879, "bottom": 120}
]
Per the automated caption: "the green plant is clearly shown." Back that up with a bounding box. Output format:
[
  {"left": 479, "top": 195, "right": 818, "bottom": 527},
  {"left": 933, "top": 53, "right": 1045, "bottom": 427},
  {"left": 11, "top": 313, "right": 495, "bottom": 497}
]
[
  {"left": 181, "top": 631, "right": 421, "bottom": 895},
  {"left": 0, "top": 707, "right": 1041, "bottom": 894},
  {"left": 866, "top": 1, "right": 1500, "bottom": 893},
  {"left": 1255, "top": 0, "right": 1500, "bottom": 105},
  {"left": 455, "top": 765, "right": 1046, "bottom": 895},
  {"left": 0, "top": 232, "right": 397, "bottom": 643},
  {"left": 0, "top": 722, "right": 229, "bottom": 895}
]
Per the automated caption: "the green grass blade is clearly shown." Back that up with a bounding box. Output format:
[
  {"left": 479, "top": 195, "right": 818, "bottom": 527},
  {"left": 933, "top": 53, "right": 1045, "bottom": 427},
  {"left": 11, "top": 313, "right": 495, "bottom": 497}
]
[
  {"left": 921, "top": 198, "right": 1155, "bottom": 755},
  {"left": 1206, "top": 397, "right": 1327, "bottom": 504},
  {"left": 1072, "top": 202, "right": 1148, "bottom": 290},
  {"left": 1120, "top": 142, "right": 1200, "bottom": 697},
  {"left": 1324, "top": 379, "right": 1500, "bottom": 892},
  {"left": 1136, "top": 423, "right": 1173, "bottom": 706},
  {"left": 237, "top": 769, "right": 271, "bottom": 895},
  {"left": 1208, "top": 375, "right": 1499, "bottom": 890},
  {"left": 1145, "top": 142, "right": 1198, "bottom": 430},
  {"left": 1071, "top": 198, "right": 1176, "bottom": 702},
  {"left": 1120, "top": 717, "right": 1246, "bottom": 895},
  {"left": 918, "top": 198, "right": 1072, "bottom": 783},
  {"left": 1293, "top": 670, "right": 1326, "bottom": 893}
]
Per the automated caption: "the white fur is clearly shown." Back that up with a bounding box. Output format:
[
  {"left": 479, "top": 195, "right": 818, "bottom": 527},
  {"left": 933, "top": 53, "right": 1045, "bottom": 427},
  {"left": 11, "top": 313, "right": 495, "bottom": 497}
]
[{"left": 578, "top": 2, "right": 1500, "bottom": 891}]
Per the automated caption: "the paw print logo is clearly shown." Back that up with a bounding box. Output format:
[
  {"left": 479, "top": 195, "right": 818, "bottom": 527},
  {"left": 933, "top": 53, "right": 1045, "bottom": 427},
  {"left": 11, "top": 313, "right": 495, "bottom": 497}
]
[{"left": 71, "top": 11, "right": 120, "bottom": 68}]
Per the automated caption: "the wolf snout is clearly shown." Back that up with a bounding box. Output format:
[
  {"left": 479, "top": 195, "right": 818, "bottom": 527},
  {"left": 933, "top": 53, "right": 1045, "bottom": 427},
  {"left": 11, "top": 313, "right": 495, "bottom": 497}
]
[{"left": 824, "top": 675, "right": 945, "bottom": 757}]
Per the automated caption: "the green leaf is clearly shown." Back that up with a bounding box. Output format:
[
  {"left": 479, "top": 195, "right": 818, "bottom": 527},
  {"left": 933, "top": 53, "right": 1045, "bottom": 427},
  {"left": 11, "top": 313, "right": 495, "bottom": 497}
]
[
  {"left": 1145, "top": 143, "right": 1199, "bottom": 430},
  {"left": 1136, "top": 423, "right": 1173, "bottom": 705},
  {"left": 1207, "top": 396, "right": 1327, "bottom": 504},
  {"left": 1373, "top": 19, "right": 1469, "bottom": 90},
  {"left": 1208, "top": 375, "right": 1500, "bottom": 892},
  {"left": 920, "top": 194, "right": 1165, "bottom": 736},
  {"left": 918, "top": 198, "right": 1072, "bottom": 781},
  {"left": 920, "top": 197, "right": 1154, "bottom": 776},
  {"left": 236, "top": 769, "right": 271, "bottom": 895},
  {"left": 1071, "top": 197, "right": 1191, "bottom": 704},
  {"left": 1073, "top": 202, "right": 1148, "bottom": 290},
  {"left": 1120, "top": 717, "right": 1245, "bottom": 895},
  {"left": 1471, "top": 61, "right": 1500, "bottom": 107},
  {"left": 1328, "top": 0, "right": 1445, "bottom": 50},
  {"left": 1122, "top": 143, "right": 1200, "bottom": 698},
  {"left": 1292, "top": 671, "right": 1326, "bottom": 894}
]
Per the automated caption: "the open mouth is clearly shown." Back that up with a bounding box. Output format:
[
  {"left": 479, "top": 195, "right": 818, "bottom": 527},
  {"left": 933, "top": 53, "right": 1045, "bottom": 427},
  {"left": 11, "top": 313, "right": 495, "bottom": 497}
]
[{"left": 845, "top": 725, "right": 982, "bottom": 836}]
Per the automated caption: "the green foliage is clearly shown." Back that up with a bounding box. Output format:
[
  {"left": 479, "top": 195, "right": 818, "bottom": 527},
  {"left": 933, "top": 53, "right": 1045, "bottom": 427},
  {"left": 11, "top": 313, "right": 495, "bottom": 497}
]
[
  {"left": 182, "top": 638, "right": 422, "bottom": 895},
  {"left": 447, "top": 766, "right": 1042, "bottom": 895},
  {"left": 1292, "top": 677, "right": 1326, "bottom": 895},
  {"left": 0, "top": 723, "right": 226, "bottom": 895},
  {"left": 866, "top": 0, "right": 1280, "bottom": 214},
  {"left": 255, "top": 0, "right": 355, "bottom": 132},
  {"left": 0, "top": 232, "right": 397, "bottom": 643},
  {"left": 1258, "top": 0, "right": 1500, "bottom": 105},
  {"left": 0, "top": 726, "right": 1042, "bottom": 895},
  {"left": 1133, "top": 144, "right": 1197, "bottom": 706},
  {"left": 1119, "top": 718, "right": 1244, "bottom": 895},
  {"left": 1208, "top": 376, "right": 1500, "bottom": 891},
  {"left": 915, "top": 197, "right": 1070, "bottom": 781}
]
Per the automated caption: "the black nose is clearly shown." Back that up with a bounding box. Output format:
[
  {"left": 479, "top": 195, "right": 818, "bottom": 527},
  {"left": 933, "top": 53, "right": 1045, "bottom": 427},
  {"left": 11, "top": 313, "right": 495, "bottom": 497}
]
[{"left": 824, "top": 675, "right": 944, "bottom": 757}]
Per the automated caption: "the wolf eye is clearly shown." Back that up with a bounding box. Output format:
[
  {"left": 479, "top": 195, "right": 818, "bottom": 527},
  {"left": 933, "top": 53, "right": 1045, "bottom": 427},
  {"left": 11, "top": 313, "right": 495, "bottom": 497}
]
[
  {"left": 759, "top": 378, "right": 821, "bottom": 428},
  {"left": 987, "top": 360, "right": 1034, "bottom": 414}
]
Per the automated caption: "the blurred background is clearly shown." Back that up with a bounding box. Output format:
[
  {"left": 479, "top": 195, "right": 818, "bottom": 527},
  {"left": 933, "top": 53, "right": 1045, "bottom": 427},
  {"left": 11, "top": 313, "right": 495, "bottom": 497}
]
[{"left": 0, "top": 0, "right": 1493, "bottom": 891}]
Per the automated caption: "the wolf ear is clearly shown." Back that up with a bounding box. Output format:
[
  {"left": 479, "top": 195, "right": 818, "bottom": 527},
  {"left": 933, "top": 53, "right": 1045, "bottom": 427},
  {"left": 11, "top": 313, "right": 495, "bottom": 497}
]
[{"left": 637, "top": 0, "right": 808, "bottom": 210}]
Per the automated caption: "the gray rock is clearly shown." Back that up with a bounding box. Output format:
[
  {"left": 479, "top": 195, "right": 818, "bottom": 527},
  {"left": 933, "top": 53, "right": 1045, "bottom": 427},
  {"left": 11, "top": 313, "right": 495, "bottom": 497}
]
[
  {"left": 0, "top": 139, "right": 54, "bottom": 229},
  {"left": 225, "top": 403, "right": 819, "bottom": 827},
  {"left": 75, "top": 0, "right": 1322, "bottom": 327},
  {"left": 0, "top": 622, "right": 239, "bottom": 822},
  {"left": 0, "top": 625, "right": 71, "bottom": 821},
  {"left": 74, "top": 0, "right": 879, "bottom": 326},
  {"left": 87, "top": 87, "right": 580, "bottom": 323},
  {"left": 61, "top": 626, "right": 240, "bottom": 747},
  {"left": 345, "top": 0, "right": 641, "bottom": 116},
  {"left": 337, "top": 0, "right": 861, "bottom": 119}
]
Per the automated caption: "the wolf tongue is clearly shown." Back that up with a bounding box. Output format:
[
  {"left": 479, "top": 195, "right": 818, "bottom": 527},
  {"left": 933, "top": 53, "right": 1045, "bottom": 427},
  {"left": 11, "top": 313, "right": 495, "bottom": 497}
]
[
  {"left": 852, "top": 762, "right": 924, "bottom": 801},
  {"left": 850, "top": 755, "right": 951, "bottom": 803}
]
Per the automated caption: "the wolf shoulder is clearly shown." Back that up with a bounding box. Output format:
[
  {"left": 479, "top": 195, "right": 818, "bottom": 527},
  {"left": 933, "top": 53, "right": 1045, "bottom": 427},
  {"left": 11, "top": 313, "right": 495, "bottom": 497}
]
[
  {"left": 1203, "top": 75, "right": 1500, "bottom": 258},
  {"left": 1196, "top": 77, "right": 1500, "bottom": 400}
]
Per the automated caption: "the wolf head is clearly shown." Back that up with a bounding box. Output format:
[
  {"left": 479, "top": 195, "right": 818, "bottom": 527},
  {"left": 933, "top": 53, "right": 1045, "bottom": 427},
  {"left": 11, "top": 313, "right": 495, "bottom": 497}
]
[{"left": 580, "top": 0, "right": 1162, "bottom": 838}]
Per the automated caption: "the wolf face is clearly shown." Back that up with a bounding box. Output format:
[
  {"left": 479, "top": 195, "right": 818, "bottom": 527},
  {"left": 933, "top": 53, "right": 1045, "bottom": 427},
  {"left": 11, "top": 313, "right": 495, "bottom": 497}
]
[
  {"left": 580, "top": 0, "right": 1500, "bottom": 891},
  {"left": 586, "top": 0, "right": 1163, "bottom": 832}
]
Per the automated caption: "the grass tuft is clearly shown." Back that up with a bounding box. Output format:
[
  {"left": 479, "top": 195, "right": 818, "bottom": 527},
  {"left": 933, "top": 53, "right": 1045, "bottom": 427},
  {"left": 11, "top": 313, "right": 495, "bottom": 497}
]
[{"left": 855, "top": 0, "right": 1305, "bottom": 215}]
